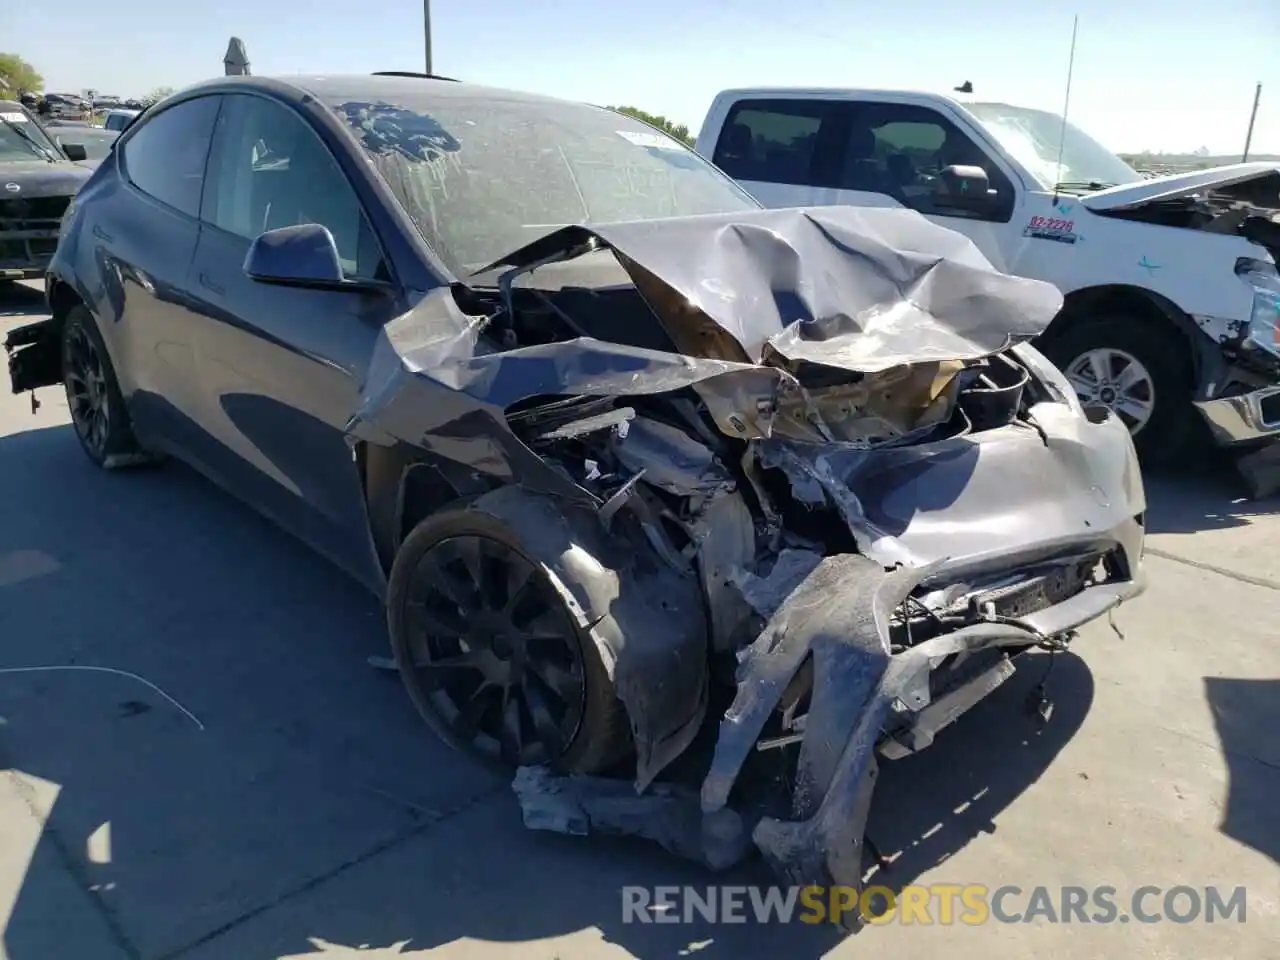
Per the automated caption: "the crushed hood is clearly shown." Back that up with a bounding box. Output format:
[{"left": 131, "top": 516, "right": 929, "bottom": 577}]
[
  {"left": 1080, "top": 162, "right": 1280, "bottom": 212},
  {"left": 351, "top": 206, "right": 1064, "bottom": 457},
  {"left": 477, "top": 206, "right": 1063, "bottom": 375}
]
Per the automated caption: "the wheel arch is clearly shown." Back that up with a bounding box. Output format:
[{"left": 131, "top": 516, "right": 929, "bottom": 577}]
[
  {"left": 360, "top": 442, "right": 498, "bottom": 574},
  {"left": 47, "top": 276, "right": 86, "bottom": 326},
  {"left": 1040, "top": 283, "right": 1207, "bottom": 383},
  {"left": 430, "top": 485, "right": 709, "bottom": 789}
]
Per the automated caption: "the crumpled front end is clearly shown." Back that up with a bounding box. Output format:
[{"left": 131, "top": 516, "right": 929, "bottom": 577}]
[
  {"left": 694, "top": 395, "right": 1144, "bottom": 919},
  {"left": 353, "top": 205, "right": 1145, "bottom": 928}
]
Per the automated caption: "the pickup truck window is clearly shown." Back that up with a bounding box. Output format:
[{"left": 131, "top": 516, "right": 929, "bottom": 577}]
[
  {"left": 841, "top": 103, "right": 1014, "bottom": 222},
  {"left": 712, "top": 99, "right": 838, "bottom": 187}
]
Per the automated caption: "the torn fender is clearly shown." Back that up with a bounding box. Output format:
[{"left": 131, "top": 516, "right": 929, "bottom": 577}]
[{"left": 463, "top": 486, "right": 708, "bottom": 789}]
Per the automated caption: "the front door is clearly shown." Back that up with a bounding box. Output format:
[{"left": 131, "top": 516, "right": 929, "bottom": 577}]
[
  {"left": 186, "top": 92, "right": 398, "bottom": 589},
  {"left": 825, "top": 101, "right": 1020, "bottom": 270}
]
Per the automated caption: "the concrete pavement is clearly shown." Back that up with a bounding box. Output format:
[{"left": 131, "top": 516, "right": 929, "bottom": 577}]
[{"left": 1, "top": 280, "right": 1276, "bottom": 959}]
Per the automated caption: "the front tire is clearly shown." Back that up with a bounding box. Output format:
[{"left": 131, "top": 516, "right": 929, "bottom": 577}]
[
  {"left": 60, "top": 305, "right": 144, "bottom": 468},
  {"left": 1040, "top": 315, "right": 1197, "bottom": 466},
  {"left": 387, "top": 507, "right": 628, "bottom": 774}
]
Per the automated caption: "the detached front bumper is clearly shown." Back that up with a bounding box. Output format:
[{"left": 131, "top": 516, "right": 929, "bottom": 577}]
[
  {"left": 700, "top": 545, "right": 1144, "bottom": 920},
  {"left": 1195, "top": 385, "right": 1280, "bottom": 445},
  {"left": 511, "top": 400, "right": 1146, "bottom": 928}
]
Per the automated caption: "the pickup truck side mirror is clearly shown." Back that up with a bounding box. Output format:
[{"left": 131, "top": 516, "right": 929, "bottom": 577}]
[
  {"left": 60, "top": 142, "right": 88, "bottom": 162},
  {"left": 933, "top": 164, "right": 996, "bottom": 214}
]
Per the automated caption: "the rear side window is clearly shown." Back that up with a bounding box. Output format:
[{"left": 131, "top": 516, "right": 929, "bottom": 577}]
[
  {"left": 122, "top": 97, "right": 220, "bottom": 217},
  {"left": 712, "top": 99, "right": 839, "bottom": 187}
]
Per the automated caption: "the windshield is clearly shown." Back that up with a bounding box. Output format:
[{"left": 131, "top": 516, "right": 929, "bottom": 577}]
[
  {"left": 323, "top": 91, "right": 760, "bottom": 275},
  {"left": 963, "top": 102, "right": 1141, "bottom": 192},
  {"left": 0, "top": 108, "right": 63, "bottom": 162}
]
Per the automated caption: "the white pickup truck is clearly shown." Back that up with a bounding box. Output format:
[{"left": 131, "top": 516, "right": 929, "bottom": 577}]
[{"left": 695, "top": 88, "right": 1280, "bottom": 476}]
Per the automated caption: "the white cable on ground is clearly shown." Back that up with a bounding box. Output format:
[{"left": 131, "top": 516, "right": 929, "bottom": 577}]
[{"left": 0, "top": 666, "right": 205, "bottom": 730}]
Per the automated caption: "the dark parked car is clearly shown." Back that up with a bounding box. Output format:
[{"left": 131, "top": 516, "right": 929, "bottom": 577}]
[
  {"left": 3, "top": 74, "right": 1146, "bottom": 922},
  {"left": 0, "top": 101, "right": 92, "bottom": 279}
]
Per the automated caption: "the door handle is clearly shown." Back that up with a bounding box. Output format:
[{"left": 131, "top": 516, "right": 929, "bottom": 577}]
[
  {"left": 92, "top": 224, "right": 113, "bottom": 242},
  {"left": 198, "top": 272, "right": 225, "bottom": 296}
]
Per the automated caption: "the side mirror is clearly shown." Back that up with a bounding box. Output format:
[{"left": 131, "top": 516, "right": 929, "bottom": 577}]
[
  {"left": 244, "top": 223, "right": 382, "bottom": 292},
  {"left": 933, "top": 164, "right": 996, "bottom": 214},
  {"left": 61, "top": 142, "right": 88, "bottom": 162}
]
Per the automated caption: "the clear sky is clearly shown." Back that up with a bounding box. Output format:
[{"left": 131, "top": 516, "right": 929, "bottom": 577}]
[{"left": 6, "top": 0, "right": 1278, "bottom": 155}]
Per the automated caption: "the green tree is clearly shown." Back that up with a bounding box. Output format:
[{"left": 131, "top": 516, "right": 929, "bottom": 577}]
[
  {"left": 140, "top": 86, "right": 177, "bottom": 108},
  {"left": 0, "top": 53, "right": 43, "bottom": 98},
  {"left": 608, "top": 105, "right": 694, "bottom": 148}
]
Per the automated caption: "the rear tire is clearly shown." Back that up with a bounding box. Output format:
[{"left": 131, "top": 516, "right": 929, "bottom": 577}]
[
  {"left": 1040, "top": 314, "right": 1198, "bottom": 466},
  {"left": 387, "top": 507, "right": 628, "bottom": 774},
  {"left": 60, "top": 305, "right": 144, "bottom": 468}
]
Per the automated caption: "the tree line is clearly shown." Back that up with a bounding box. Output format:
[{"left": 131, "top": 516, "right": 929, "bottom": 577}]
[{"left": 1, "top": 52, "right": 173, "bottom": 107}]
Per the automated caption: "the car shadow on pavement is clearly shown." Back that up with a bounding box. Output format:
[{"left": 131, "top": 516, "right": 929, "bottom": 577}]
[
  {"left": 1202, "top": 677, "right": 1280, "bottom": 864},
  {"left": 1142, "top": 459, "right": 1280, "bottom": 535},
  {"left": 865, "top": 649, "right": 1093, "bottom": 892},
  {"left": 0, "top": 420, "right": 1094, "bottom": 960}
]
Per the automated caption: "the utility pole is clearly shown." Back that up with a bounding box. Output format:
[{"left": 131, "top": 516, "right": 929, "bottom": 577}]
[
  {"left": 423, "top": 0, "right": 433, "bottom": 75},
  {"left": 1242, "top": 82, "right": 1262, "bottom": 162}
]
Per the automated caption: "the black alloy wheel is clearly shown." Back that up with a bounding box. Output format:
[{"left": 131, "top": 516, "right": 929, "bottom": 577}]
[
  {"left": 63, "top": 313, "right": 115, "bottom": 460},
  {"left": 396, "top": 533, "right": 589, "bottom": 767}
]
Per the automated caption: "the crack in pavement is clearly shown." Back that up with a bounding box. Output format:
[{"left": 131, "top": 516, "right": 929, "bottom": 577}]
[
  {"left": 1144, "top": 547, "right": 1280, "bottom": 592},
  {"left": 156, "top": 782, "right": 508, "bottom": 960}
]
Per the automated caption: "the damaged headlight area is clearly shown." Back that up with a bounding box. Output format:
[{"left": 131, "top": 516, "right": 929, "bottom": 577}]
[
  {"left": 361, "top": 207, "right": 1146, "bottom": 934},
  {"left": 1236, "top": 257, "right": 1280, "bottom": 360}
]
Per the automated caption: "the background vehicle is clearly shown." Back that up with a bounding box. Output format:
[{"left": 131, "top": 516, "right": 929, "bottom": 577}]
[
  {"left": 40, "top": 93, "right": 92, "bottom": 120},
  {"left": 4, "top": 75, "right": 1144, "bottom": 913},
  {"left": 0, "top": 100, "right": 92, "bottom": 280},
  {"left": 103, "top": 108, "right": 140, "bottom": 132},
  {"left": 52, "top": 125, "right": 118, "bottom": 168},
  {"left": 696, "top": 88, "right": 1280, "bottom": 467}
]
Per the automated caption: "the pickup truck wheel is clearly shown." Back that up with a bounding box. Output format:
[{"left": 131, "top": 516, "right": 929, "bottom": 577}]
[
  {"left": 387, "top": 509, "right": 627, "bottom": 774},
  {"left": 1041, "top": 316, "right": 1195, "bottom": 465},
  {"left": 61, "top": 305, "right": 143, "bottom": 468}
]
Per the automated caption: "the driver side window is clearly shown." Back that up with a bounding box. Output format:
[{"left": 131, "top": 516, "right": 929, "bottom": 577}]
[
  {"left": 839, "top": 103, "right": 1014, "bottom": 222},
  {"left": 201, "top": 94, "right": 385, "bottom": 280}
]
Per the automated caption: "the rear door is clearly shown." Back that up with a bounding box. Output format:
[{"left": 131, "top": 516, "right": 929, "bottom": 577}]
[
  {"left": 92, "top": 94, "right": 221, "bottom": 453},
  {"left": 707, "top": 97, "right": 849, "bottom": 209},
  {"left": 185, "top": 91, "right": 397, "bottom": 589}
]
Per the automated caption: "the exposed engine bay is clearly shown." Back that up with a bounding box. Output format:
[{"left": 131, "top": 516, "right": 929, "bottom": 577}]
[
  {"left": 346, "top": 206, "right": 1146, "bottom": 930},
  {"left": 1097, "top": 170, "right": 1280, "bottom": 262}
]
